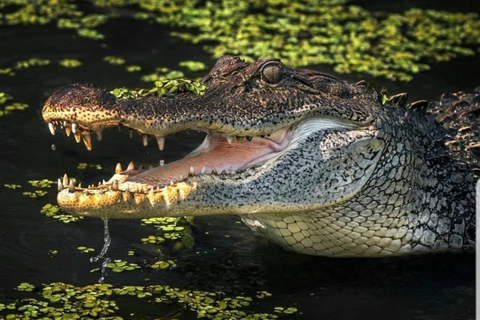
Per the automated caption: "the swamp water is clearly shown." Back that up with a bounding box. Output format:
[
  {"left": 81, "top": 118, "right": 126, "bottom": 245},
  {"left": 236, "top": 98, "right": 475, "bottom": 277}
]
[{"left": 0, "top": 1, "right": 477, "bottom": 319}]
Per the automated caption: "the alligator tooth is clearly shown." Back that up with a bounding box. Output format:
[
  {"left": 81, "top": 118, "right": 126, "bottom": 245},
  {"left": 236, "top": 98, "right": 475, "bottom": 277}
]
[
  {"left": 127, "top": 161, "right": 135, "bottom": 171},
  {"left": 74, "top": 132, "right": 81, "bottom": 143},
  {"left": 78, "top": 183, "right": 82, "bottom": 188},
  {"left": 65, "top": 126, "right": 71, "bottom": 137},
  {"left": 95, "top": 130, "right": 103, "bottom": 141},
  {"left": 129, "top": 129, "right": 134, "bottom": 139},
  {"left": 201, "top": 166, "right": 206, "bottom": 174},
  {"left": 179, "top": 175, "right": 183, "bottom": 181},
  {"left": 170, "top": 181, "right": 174, "bottom": 186},
  {"left": 211, "top": 169, "right": 217, "bottom": 175},
  {"left": 82, "top": 133, "right": 92, "bottom": 151},
  {"left": 226, "top": 136, "right": 234, "bottom": 144},
  {"left": 98, "top": 181, "right": 102, "bottom": 186},
  {"left": 149, "top": 187, "right": 154, "bottom": 195},
  {"left": 125, "top": 185, "right": 130, "bottom": 192},
  {"left": 102, "top": 180, "right": 106, "bottom": 185},
  {"left": 142, "top": 134, "right": 149, "bottom": 147},
  {"left": 246, "top": 136, "right": 253, "bottom": 141},
  {"left": 115, "top": 163, "right": 123, "bottom": 174},
  {"left": 189, "top": 166, "right": 195, "bottom": 176},
  {"left": 71, "top": 123, "right": 78, "bottom": 134},
  {"left": 48, "top": 122, "right": 56, "bottom": 135},
  {"left": 68, "top": 180, "right": 75, "bottom": 193},
  {"left": 221, "top": 170, "right": 227, "bottom": 175},
  {"left": 63, "top": 174, "right": 69, "bottom": 187},
  {"left": 156, "top": 136, "right": 165, "bottom": 151},
  {"left": 57, "top": 178, "right": 63, "bottom": 192},
  {"left": 112, "top": 179, "right": 118, "bottom": 190}
]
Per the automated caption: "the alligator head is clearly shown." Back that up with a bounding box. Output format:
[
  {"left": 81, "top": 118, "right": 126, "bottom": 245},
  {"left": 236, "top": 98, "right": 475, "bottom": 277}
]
[{"left": 43, "top": 55, "right": 476, "bottom": 257}]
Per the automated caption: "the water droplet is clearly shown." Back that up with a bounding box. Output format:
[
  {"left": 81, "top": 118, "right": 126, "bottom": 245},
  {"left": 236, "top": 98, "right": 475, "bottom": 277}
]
[
  {"left": 51, "top": 144, "right": 56, "bottom": 151},
  {"left": 159, "top": 159, "right": 164, "bottom": 166}
]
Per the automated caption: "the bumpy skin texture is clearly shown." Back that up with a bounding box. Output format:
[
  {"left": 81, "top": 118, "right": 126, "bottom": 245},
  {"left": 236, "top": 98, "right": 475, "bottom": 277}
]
[{"left": 42, "top": 56, "right": 478, "bottom": 257}]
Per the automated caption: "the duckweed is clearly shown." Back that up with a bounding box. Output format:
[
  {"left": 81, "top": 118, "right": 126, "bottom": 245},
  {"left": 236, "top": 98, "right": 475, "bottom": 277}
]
[
  {"left": 76, "top": 162, "right": 102, "bottom": 170},
  {"left": 15, "top": 58, "right": 50, "bottom": 69},
  {"left": 16, "top": 283, "right": 35, "bottom": 292},
  {"left": 109, "top": 78, "right": 206, "bottom": 100},
  {"left": 179, "top": 60, "right": 207, "bottom": 72},
  {"left": 0, "top": 0, "right": 478, "bottom": 80},
  {"left": 77, "top": 246, "right": 95, "bottom": 254},
  {"left": 106, "top": 259, "right": 141, "bottom": 272},
  {"left": 22, "top": 190, "right": 47, "bottom": 198},
  {"left": 150, "top": 259, "right": 177, "bottom": 269},
  {"left": 28, "top": 179, "right": 55, "bottom": 188},
  {"left": 126, "top": 64, "right": 142, "bottom": 72},
  {"left": 141, "top": 235, "right": 165, "bottom": 244},
  {"left": 103, "top": 55, "right": 125, "bottom": 65},
  {"left": 59, "top": 59, "right": 82, "bottom": 68},
  {"left": 41, "top": 203, "right": 84, "bottom": 223},
  {"left": 4, "top": 183, "right": 21, "bottom": 189},
  {"left": 0, "top": 92, "right": 12, "bottom": 104}
]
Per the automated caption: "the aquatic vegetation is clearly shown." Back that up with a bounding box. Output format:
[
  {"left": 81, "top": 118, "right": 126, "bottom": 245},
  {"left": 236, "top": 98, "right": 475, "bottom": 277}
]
[
  {"left": 0, "top": 92, "right": 12, "bottom": 104},
  {"left": 126, "top": 64, "right": 142, "bottom": 72},
  {"left": 15, "top": 58, "right": 50, "bottom": 69},
  {"left": 59, "top": 59, "right": 82, "bottom": 68},
  {"left": 106, "top": 259, "right": 141, "bottom": 272},
  {"left": 110, "top": 78, "right": 206, "bottom": 99},
  {"left": 179, "top": 60, "right": 207, "bottom": 72},
  {"left": 41, "top": 203, "right": 84, "bottom": 223},
  {"left": 1, "top": 282, "right": 288, "bottom": 319},
  {"left": 150, "top": 259, "right": 177, "bottom": 269},
  {"left": 77, "top": 246, "right": 95, "bottom": 254},
  {"left": 4, "top": 183, "right": 21, "bottom": 189},
  {"left": 76, "top": 162, "right": 102, "bottom": 170},
  {"left": 1, "top": 0, "right": 477, "bottom": 80},
  {"left": 0, "top": 92, "right": 28, "bottom": 117},
  {"left": 141, "top": 235, "right": 165, "bottom": 244},
  {"left": 103, "top": 55, "right": 126, "bottom": 65}
]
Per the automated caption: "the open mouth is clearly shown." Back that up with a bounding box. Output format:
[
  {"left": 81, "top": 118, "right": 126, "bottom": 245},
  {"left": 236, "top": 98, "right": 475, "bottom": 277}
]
[{"left": 49, "top": 120, "right": 293, "bottom": 194}]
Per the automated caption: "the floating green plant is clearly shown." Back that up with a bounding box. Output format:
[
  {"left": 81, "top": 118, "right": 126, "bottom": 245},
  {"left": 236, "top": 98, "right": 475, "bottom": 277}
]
[
  {"left": 126, "top": 64, "right": 142, "bottom": 72},
  {"left": 106, "top": 259, "right": 141, "bottom": 273},
  {"left": 16, "top": 283, "right": 35, "bottom": 292},
  {"left": 0, "top": 92, "right": 12, "bottom": 104},
  {"left": 22, "top": 190, "right": 47, "bottom": 198},
  {"left": 77, "top": 246, "right": 95, "bottom": 254},
  {"left": 15, "top": 58, "right": 50, "bottom": 69},
  {"left": 76, "top": 162, "right": 102, "bottom": 170},
  {"left": 59, "top": 59, "right": 82, "bottom": 68},
  {"left": 103, "top": 55, "right": 125, "bottom": 65},
  {"left": 28, "top": 179, "right": 55, "bottom": 188},
  {"left": 179, "top": 60, "right": 207, "bottom": 72},
  {"left": 150, "top": 259, "right": 177, "bottom": 269},
  {"left": 41, "top": 203, "right": 84, "bottom": 223},
  {"left": 109, "top": 78, "right": 206, "bottom": 100},
  {"left": 4, "top": 183, "right": 21, "bottom": 189},
  {"left": 141, "top": 235, "right": 165, "bottom": 244}
]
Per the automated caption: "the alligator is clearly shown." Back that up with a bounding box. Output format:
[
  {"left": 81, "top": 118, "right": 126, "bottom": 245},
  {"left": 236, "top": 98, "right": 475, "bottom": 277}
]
[{"left": 42, "top": 55, "right": 478, "bottom": 257}]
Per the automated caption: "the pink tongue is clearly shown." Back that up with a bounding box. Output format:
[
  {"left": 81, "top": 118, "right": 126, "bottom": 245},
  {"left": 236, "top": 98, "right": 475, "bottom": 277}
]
[{"left": 128, "top": 136, "right": 284, "bottom": 187}]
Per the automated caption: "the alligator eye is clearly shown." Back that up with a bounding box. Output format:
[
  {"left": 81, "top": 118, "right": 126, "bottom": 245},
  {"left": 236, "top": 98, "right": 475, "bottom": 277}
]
[{"left": 262, "top": 63, "right": 282, "bottom": 84}]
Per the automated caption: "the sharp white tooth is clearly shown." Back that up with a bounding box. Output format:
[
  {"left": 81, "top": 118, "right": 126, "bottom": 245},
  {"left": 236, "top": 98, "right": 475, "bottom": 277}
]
[
  {"left": 189, "top": 166, "right": 195, "bottom": 176},
  {"left": 129, "top": 129, "right": 134, "bottom": 139},
  {"left": 149, "top": 187, "right": 154, "bottom": 195},
  {"left": 226, "top": 136, "right": 234, "bottom": 144},
  {"left": 78, "top": 183, "right": 82, "bottom": 188},
  {"left": 68, "top": 180, "right": 75, "bottom": 193},
  {"left": 115, "top": 163, "right": 123, "bottom": 174},
  {"left": 102, "top": 180, "right": 106, "bottom": 185},
  {"left": 63, "top": 121, "right": 67, "bottom": 127},
  {"left": 71, "top": 123, "right": 77, "bottom": 134},
  {"left": 112, "top": 179, "right": 118, "bottom": 190},
  {"left": 65, "top": 126, "right": 71, "bottom": 137},
  {"left": 169, "top": 181, "right": 174, "bottom": 186},
  {"left": 142, "top": 134, "right": 149, "bottom": 147},
  {"left": 57, "top": 178, "right": 63, "bottom": 192},
  {"left": 63, "top": 174, "right": 69, "bottom": 187},
  {"left": 127, "top": 161, "right": 135, "bottom": 171},
  {"left": 156, "top": 136, "right": 165, "bottom": 151},
  {"left": 98, "top": 181, "right": 101, "bottom": 186},
  {"left": 201, "top": 166, "right": 206, "bottom": 174},
  {"left": 48, "top": 122, "right": 56, "bottom": 135},
  {"left": 82, "top": 133, "right": 92, "bottom": 151},
  {"left": 74, "top": 132, "right": 81, "bottom": 143},
  {"left": 125, "top": 185, "right": 130, "bottom": 192},
  {"left": 179, "top": 175, "right": 183, "bottom": 181}
]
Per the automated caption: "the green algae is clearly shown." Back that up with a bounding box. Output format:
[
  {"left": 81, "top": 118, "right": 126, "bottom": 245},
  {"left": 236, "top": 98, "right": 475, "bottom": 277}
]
[
  {"left": 77, "top": 246, "right": 95, "bottom": 254},
  {"left": 0, "top": 91, "right": 29, "bottom": 117},
  {"left": 1, "top": 0, "right": 478, "bottom": 81}
]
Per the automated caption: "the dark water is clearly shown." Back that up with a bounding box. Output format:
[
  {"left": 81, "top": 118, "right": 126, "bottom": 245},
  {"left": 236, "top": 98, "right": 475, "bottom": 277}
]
[{"left": 0, "top": 4, "right": 477, "bottom": 320}]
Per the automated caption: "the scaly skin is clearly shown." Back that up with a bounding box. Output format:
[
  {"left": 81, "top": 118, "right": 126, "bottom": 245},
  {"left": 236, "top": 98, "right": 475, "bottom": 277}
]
[{"left": 42, "top": 56, "right": 478, "bottom": 257}]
